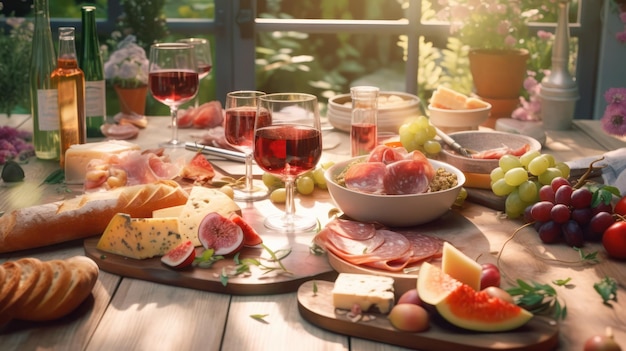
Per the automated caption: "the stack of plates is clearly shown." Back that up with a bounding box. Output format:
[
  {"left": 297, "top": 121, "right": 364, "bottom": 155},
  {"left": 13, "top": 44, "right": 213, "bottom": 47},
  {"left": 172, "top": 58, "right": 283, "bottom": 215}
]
[{"left": 327, "top": 91, "right": 422, "bottom": 133}]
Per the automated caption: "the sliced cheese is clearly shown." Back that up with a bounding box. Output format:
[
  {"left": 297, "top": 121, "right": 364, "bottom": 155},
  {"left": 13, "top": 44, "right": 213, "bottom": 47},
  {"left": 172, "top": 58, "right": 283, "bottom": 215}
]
[
  {"left": 431, "top": 86, "right": 468, "bottom": 110},
  {"left": 177, "top": 186, "right": 241, "bottom": 246},
  {"left": 64, "top": 140, "right": 141, "bottom": 184},
  {"left": 332, "top": 273, "right": 395, "bottom": 314},
  {"left": 153, "top": 205, "right": 185, "bottom": 218},
  {"left": 441, "top": 242, "right": 482, "bottom": 291},
  {"left": 96, "top": 213, "right": 182, "bottom": 259}
]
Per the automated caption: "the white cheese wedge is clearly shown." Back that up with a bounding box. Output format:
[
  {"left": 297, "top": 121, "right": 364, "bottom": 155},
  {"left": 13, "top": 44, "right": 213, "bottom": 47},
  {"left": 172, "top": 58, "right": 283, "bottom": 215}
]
[
  {"left": 64, "top": 140, "right": 141, "bottom": 184},
  {"left": 96, "top": 213, "right": 182, "bottom": 259},
  {"left": 441, "top": 242, "right": 482, "bottom": 291},
  {"left": 177, "top": 186, "right": 241, "bottom": 246},
  {"left": 332, "top": 273, "right": 395, "bottom": 314},
  {"left": 152, "top": 205, "right": 185, "bottom": 218}
]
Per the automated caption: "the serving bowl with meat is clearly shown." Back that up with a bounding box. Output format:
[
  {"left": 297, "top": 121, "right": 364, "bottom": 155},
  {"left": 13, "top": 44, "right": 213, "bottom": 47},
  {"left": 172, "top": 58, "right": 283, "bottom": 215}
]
[{"left": 324, "top": 146, "right": 465, "bottom": 227}]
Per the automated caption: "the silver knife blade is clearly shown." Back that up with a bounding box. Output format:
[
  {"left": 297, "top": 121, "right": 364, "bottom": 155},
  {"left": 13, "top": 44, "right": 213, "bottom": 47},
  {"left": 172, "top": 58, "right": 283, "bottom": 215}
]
[{"left": 184, "top": 142, "right": 246, "bottom": 163}]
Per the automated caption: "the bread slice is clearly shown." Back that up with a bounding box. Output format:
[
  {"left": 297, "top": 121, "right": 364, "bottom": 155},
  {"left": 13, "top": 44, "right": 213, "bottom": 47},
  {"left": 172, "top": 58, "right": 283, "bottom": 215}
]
[
  {"left": 0, "top": 262, "right": 22, "bottom": 325},
  {"left": 44, "top": 256, "right": 99, "bottom": 320},
  {"left": 26, "top": 260, "right": 72, "bottom": 321},
  {"left": 13, "top": 259, "right": 53, "bottom": 320},
  {"left": 0, "top": 265, "right": 6, "bottom": 296},
  {"left": 0, "top": 259, "right": 41, "bottom": 325}
]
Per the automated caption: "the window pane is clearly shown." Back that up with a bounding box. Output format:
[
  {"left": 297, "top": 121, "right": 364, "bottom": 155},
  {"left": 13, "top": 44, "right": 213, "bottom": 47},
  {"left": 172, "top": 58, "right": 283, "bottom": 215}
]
[{"left": 258, "top": 0, "right": 405, "bottom": 20}]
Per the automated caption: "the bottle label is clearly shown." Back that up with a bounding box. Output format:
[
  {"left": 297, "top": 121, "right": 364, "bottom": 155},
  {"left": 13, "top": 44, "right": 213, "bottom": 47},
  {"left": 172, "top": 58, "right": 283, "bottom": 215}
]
[
  {"left": 85, "top": 80, "right": 106, "bottom": 118},
  {"left": 37, "top": 89, "right": 60, "bottom": 131}
]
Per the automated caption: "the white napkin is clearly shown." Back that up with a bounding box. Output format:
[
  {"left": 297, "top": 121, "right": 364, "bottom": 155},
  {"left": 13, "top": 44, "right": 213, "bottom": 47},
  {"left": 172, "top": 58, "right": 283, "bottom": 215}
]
[{"left": 565, "top": 148, "right": 626, "bottom": 196}]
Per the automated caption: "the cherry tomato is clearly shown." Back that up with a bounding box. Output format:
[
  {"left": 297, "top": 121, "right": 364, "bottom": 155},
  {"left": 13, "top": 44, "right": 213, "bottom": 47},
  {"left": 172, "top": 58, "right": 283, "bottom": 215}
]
[
  {"left": 480, "top": 263, "right": 501, "bottom": 290},
  {"left": 614, "top": 196, "right": 626, "bottom": 217},
  {"left": 602, "top": 221, "right": 626, "bottom": 260}
]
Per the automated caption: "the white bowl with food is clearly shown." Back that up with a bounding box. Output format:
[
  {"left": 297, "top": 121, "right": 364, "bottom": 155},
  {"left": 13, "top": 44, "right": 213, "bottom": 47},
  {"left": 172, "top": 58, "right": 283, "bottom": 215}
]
[
  {"left": 438, "top": 131, "right": 542, "bottom": 175},
  {"left": 427, "top": 102, "right": 492, "bottom": 133},
  {"left": 324, "top": 156, "right": 465, "bottom": 227},
  {"left": 327, "top": 91, "right": 422, "bottom": 133}
]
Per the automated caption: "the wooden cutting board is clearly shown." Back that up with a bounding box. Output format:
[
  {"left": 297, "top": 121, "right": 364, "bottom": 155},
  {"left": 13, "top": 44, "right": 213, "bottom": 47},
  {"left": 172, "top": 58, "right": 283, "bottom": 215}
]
[
  {"left": 297, "top": 280, "right": 559, "bottom": 351},
  {"left": 84, "top": 238, "right": 337, "bottom": 295}
]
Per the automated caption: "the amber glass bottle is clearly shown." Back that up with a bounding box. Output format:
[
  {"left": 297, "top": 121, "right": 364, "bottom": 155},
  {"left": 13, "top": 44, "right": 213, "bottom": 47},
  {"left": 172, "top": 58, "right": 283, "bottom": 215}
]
[{"left": 51, "top": 27, "right": 86, "bottom": 168}]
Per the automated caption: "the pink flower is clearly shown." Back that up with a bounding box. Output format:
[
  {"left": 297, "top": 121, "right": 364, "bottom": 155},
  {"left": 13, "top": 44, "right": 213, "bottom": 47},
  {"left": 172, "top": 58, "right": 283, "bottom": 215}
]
[
  {"left": 504, "top": 35, "right": 517, "bottom": 47},
  {"left": 604, "top": 87, "right": 626, "bottom": 105},
  {"left": 601, "top": 104, "right": 626, "bottom": 136},
  {"left": 620, "top": 11, "right": 626, "bottom": 23},
  {"left": 537, "top": 30, "right": 553, "bottom": 41},
  {"left": 616, "top": 30, "right": 626, "bottom": 44}
]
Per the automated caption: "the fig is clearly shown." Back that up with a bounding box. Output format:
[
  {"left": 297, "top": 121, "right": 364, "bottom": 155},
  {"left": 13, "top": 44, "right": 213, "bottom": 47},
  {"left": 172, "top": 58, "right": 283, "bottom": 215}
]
[
  {"left": 198, "top": 212, "right": 244, "bottom": 255},
  {"left": 161, "top": 240, "right": 196, "bottom": 269},
  {"left": 388, "top": 303, "right": 429, "bottom": 332},
  {"left": 230, "top": 214, "right": 263, "bottom": 247},
  {"left": 584, "top": 327, "right": 623, "bottom": 351},
  {"left": 396, "top": 288, "right": 422, "bottom": 306}
]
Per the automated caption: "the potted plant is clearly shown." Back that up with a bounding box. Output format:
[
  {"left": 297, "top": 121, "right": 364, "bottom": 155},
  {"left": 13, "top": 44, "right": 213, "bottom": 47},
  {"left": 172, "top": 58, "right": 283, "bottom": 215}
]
[
  {"left": 104, "top": 35, "right": 149, "bottom": 116},
  {"left": 0, "top": 18, "right": 33, "bottom": 116}
]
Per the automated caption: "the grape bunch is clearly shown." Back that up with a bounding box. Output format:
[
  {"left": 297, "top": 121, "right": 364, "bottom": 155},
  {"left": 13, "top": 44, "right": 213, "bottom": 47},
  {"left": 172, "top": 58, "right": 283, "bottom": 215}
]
[
  {"left": 526, "top": 177, "right": 615, "bottom": 246},
  {"left": 262, "top": 161, "right": 335, "bottom": 203},
  {"left": 490, "top": 150, "right": 571, "bottom": 218},
  {"left": 398, "top": 116, "right": 442, "bottom": 156}
]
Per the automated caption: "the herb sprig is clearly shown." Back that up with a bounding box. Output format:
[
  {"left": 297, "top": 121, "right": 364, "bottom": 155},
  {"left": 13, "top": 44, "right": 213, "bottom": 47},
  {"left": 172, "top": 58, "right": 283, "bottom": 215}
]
[
  {"left": 594, "top": 276, "right": 618, "bottom": 305},
  {"left": 506, "top": 279, "right": 568, "bottom": 320}
]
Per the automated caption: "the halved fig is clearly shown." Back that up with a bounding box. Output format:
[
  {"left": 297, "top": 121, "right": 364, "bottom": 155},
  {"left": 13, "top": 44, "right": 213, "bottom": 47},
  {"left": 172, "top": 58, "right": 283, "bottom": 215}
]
[
  {"left": 198, "top": 213, "right": 244, "bottom": 255},
  {"left": 161, "top": 240, "right": 196, "bottom": 269},
  {"left": 230, "top": 214, "right": 263, "bottom": 247}
]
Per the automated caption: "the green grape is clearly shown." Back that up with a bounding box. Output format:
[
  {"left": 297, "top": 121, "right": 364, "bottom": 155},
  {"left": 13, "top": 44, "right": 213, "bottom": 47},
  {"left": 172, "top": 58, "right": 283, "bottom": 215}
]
[
  {"left": 312, "top": 167, "right": 327, "bottom": 189},
  {"left": 542, "top": 154, "right": 556, "bottom": 167},
  {"left": 504, "top": 167, "right": 529, "bottom": 187},
  {"left": 454, "top": 187, "right": 468, "bottom": 207},
  {"left": 527, "top": 155, "right": 550, "bottom": 176},
  {"left": 499, "top": 155, "right": 522, "bottom": 172},
  {"left": 554, "top": 161, "right": 570, "bottom": 179},
  {"left": 262, "top": 172, "right": 284, "bottom": 189},
  {"left": 269, "top": 188, "right": 287, "bottom": 203},
  {"left": 505, "top": 189, "right": 527, "bottom": 219},
  {"left": 491, "top": 178, "right": 515, "bottom": 196},
  {"left": 518, "top": 180, "right": 538, "bottom": 203},
  {"left": 537, "top": 167, "right": 563, "bottom": 185},
  {"left": 415, "top": 115, "right": 429, "bottom": 129},
  {"left": 423, "top": 140, "right": 442, "bottom": 154},
  {"left": 399, "top": 130, "right": 419, "bottom": 152},
  {"left": 426, "top": 125, "right": 437, "bottom": 139},
  {"left": 413, "top": 129, "right": 430, "bottom": 145},
  {"left": 296, "top": 176, "right": 315, "bottom": 195},
  {"left": 320, "top": 161, "right": 335, "bottom": 170},
  {"left": 519, "top": 150, "right": 541, "bottom": 168},
  {"left": 490, "top": 167, "right": 505, "bottom": 182}
]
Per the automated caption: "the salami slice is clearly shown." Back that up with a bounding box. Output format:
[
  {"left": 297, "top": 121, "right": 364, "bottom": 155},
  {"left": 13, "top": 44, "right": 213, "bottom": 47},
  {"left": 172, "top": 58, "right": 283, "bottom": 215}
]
[
  {"left": 400, "top": 230, "right": 445, "bottom": 261},
  {"left": 325, "top": 229, "right": 385, "bottom": 256},
  {"left": 383, "top": 159, "right": 431, "bottom": 195},
  {"left": 347, "top": 230, "right": 412, "bottom": 265},
  {"left": 326, "top": 218, "right": 377, "bottom": 240},
  {"left": 344, "top": 162, "right": 386, "bottom": 194},
  {"left": 367, "top": 145, "right": 406, "bottom": 164}
]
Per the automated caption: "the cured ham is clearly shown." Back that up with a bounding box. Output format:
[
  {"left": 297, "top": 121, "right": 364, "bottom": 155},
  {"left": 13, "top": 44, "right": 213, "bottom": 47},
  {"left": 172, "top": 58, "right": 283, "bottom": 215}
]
[
  {"left": 178, "top": 100, "right": 224, "bottom": 129},
  {"left": 471, "top": 143, "right": 531, "bottom": 160},
  {"left": 314, "top": 218, "right": 445, "bottom": 272},
  {"left": 344, "top": 145, "right": 435, "bottom": 195}
]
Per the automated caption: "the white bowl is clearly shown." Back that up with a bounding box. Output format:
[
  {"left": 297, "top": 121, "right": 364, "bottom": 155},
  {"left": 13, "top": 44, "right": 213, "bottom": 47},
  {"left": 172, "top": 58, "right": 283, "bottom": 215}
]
[
  {"left": 428, "top": 103, "right": 491, "bottom": 133},
  {"left": 438, "top": 131, "right": 542, "bottom": 174},
  {"left": 324, "top": 157, "right": 465, "bottom": 227},
  {"left": 327, "top": 91, "right": 422, "bottom": 133}
]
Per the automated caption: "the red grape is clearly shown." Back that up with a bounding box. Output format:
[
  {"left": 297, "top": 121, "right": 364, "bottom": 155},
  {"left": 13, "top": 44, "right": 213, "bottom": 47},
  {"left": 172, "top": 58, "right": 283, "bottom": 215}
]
[
  {"left": 480, "top": 263, "right": 501, "bottom": 289},
  {"left": 554, "top": 185, "right": 573, "bottom": 206},
  {"left": 531, "top": 201, "right": 554, "bottom": 223},
  {"left": 571, "top": 207, "right": 592, "bottom": 226},
  {"left": 550, "top": 177, "right": 570, "bottom": 192},
  {"left": 562, "top": 220, "right": 584, "bottom": 247},
  {"left": 570, "top": 188, "right": 593, "bottom": 209},
  {"left": 550, "top": 203, "right": 571, "bottom": 224},
  {"left": 538, "top": 221, "right": 562, "bottom": 243},
  {"left": 591, "top": 202, "right": 613, "bottom": 216},
  {"left": 589, "top": 211, "right": 615, "bottom": 235},
  {"left": 538, "top": 185, "right": 555, "bottom": 203}
]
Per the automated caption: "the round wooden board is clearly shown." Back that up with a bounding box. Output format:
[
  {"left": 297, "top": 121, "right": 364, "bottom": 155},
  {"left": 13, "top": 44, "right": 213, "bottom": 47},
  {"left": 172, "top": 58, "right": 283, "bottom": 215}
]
[
  {"left": 297, "top": 280, "right": 559, "bottom": 351},
  {"left": 84, "top": 237, "right": 337, "bottom": 295}
]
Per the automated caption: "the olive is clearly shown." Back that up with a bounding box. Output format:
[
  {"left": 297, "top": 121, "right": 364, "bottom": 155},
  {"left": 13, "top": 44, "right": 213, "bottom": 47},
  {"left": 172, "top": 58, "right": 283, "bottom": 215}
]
[{"left": 1, "top": 160, "right": 25, "bottom": 182}]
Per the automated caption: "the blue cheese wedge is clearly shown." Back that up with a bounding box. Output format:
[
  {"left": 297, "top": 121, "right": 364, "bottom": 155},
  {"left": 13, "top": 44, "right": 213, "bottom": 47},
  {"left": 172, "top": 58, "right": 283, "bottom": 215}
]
[
  {"left": 332, "top": 273, "right": 395, "bottom": 314},
  {"left": 96, "top": 213, "right": 182, "bottom": 259}
]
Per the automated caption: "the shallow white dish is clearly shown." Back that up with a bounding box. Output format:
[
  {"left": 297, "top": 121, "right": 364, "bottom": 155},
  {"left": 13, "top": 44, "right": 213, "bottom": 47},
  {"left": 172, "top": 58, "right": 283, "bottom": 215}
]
[
  {"left": 324, "top": 157, "right": 465, "bottom": 227},
  {"left": 428, "top": 103, "right": 491, "bottom": 133},
  {"left": 327, "top": 91, "right": 422, "bottom": 133}
]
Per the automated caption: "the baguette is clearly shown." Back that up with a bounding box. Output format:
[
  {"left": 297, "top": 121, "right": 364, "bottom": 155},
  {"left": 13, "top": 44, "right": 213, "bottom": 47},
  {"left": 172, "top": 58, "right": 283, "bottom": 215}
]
[
  {"left": 1, "top": 256, "right": 99, "bottom": 324},
  {"left": 0, "top": 180, "right": 188, "bottom": 253}
]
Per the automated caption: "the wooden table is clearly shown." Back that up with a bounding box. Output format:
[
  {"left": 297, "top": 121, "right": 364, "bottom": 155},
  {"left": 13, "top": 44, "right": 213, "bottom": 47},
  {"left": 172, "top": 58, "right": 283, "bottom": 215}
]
[{"left": 1, "top": 115, "right": 625, "bottom": 351}]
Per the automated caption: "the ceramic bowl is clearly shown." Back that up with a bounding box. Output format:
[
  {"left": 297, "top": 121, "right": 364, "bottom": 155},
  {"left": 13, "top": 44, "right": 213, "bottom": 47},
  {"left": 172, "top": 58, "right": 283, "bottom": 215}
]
[
  {"left": 327, "top": 91, "right": 422, "bottom": 133},
  {"left": 438, "top": 131, "right": 542, "bottom": 174},
  {"left": 427, "top": 103, "right": 492, "bottom": 133},
  {"left": 324, "top": 157, "right": 465, "bottom": 227}
]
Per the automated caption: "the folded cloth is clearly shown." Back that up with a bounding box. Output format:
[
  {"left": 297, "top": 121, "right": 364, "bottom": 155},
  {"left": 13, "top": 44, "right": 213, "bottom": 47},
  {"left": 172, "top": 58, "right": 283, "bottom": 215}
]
[{"left": 565, "top": 147, "right": 626, "bottom": 196}]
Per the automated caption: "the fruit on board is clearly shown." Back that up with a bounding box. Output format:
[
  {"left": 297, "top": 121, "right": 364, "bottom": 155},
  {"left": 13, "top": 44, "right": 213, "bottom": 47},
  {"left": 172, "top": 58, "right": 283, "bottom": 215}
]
[
  {"left": 583, "top": 327, "right": 623, "bottom": 351},
  {"left": 614, "top": 196, "right": 626, "bottom": 216},
  {"left": 388, "top": 303, "right": 430, "bottom": 332},
  {"left": 396, "top": 288, "right": 422, "bottom": 306},
  {"left": 198, "top": 212, "right": 244, "bottom": 255},
  {"left": 441, "top": 242, "right": 482, "bottom": 291},
  {"left": 417, "top": 262, "right": 533, "bottom": 332},
  {"left": 230, "top": 214, "right": 263, "bottom": 247},
  {"left": 480, "top": 263, "right": 501, "bottom": 289},
  {"left": 602, "top": 221, "right": 626, "bottom": 260},
  {"left": 482, "top": 286, "right": 514, "bottom": 304},
  {"left": 161, "top": 240, "right": 196, "bottom": 269}
]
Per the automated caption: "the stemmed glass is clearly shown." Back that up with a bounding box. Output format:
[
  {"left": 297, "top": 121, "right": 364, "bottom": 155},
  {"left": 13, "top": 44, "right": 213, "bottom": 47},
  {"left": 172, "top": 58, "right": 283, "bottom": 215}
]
[
  {"left": 254, "top": 93, "right": 323, "bottom": 231},
  {"left": 148, "top": 43, "right": 199, "bottom": 147},
  {"left": 225, "top": 91, "right": 270, "bottom": 201},
  {"left": 177, "top": 38, "right": 212, "bottom": 108}
]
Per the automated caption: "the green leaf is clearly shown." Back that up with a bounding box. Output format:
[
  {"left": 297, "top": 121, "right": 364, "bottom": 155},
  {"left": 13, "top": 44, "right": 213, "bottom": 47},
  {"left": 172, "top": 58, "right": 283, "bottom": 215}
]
[
  {"left": 553, "top": 277, "right": 572, "bottom": 286},
  {"left": 594, "top": 276, "right": 618, "bottom": 304},
  {"left": 250, "top": 314, "right": 269, "bottom": 322}
]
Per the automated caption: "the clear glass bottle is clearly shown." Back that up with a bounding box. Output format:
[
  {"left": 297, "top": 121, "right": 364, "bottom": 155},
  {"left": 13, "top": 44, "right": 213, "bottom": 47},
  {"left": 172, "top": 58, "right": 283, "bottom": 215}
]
[
  {"left": 51, "top": 27, "right": 86, "bottom": 168},
  {"left": 80, "top": 6, "right": 106, "bottom": 138},
  {"left": 30, "top": 0, "right": 60, "bottom": 160},
  {"left": 350, "top": 86, "right": 379, "bottom": 157}
]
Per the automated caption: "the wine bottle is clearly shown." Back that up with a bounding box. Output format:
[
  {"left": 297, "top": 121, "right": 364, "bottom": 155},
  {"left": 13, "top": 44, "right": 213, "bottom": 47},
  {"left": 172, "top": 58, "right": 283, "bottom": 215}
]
[
  {"left": 80, "top": 6, "right": 106, "bottom": 138},
  {"left": 51, "top": 27, "right": 86, "bottom": 168},
  {"left": 30, "top": 0, "right": 60, "bottom": 160}
]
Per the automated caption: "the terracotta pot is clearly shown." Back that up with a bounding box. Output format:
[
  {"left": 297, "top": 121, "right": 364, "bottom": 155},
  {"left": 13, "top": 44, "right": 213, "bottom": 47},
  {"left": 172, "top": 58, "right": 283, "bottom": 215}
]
[
  {"left": 469, "top": 49, "right": 529, "bottom": 100},
  {"left": 114, "top": 85, "right": 148, "bottom": 116},
  {"left": 477, "top": 96, "right": 521, "bottom": 128}
]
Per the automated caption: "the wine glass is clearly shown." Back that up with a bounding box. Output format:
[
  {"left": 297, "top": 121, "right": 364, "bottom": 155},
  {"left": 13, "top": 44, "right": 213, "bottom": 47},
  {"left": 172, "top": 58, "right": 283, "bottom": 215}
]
[
  {"left": 225, "top": 90, "right": 270, "bottom": 201},
  {"left": 254, "top": 93, "right": 323, "bottom": 231},
  {"left": 177, "top": 38, "right": 212, "bottom": 108},
  {"left": 148, "top": 43, "right": 199, "bottom": 147}
]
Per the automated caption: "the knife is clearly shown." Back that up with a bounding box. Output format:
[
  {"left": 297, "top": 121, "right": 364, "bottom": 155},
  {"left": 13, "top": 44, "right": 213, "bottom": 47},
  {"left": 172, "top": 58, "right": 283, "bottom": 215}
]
[{"left": 184, "top": 142, "right": 246, "bottom": 163}]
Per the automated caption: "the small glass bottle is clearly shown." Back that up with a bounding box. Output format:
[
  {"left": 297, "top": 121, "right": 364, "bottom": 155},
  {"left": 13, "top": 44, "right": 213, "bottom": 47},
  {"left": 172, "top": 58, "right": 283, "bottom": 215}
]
[
  {"left": 80, "top": 6, "right": 106, "bottom": 138},
  {"left": 30, "top": 0, "right": 60, "bottom": 160},
  {"left": 350, "top": 86, "right": 379, "bottom": 157},
  {"left": 51, "top": 27, "right": 86, "bottom": 168}
]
